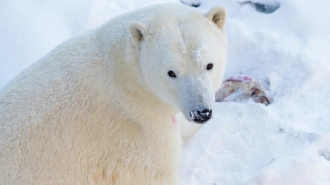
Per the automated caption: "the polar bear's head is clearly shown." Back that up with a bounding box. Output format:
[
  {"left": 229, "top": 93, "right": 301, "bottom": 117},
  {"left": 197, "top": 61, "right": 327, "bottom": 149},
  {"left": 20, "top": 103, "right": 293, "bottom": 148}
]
[{"left": 129, "top": 5, "right": 227, "bottom": 124}]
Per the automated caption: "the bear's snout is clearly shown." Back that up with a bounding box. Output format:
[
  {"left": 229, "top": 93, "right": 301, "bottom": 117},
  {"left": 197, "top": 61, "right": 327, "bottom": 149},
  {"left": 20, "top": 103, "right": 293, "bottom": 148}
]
[{"left": 189, "top": 109, "right": 212, "bottom": 124}]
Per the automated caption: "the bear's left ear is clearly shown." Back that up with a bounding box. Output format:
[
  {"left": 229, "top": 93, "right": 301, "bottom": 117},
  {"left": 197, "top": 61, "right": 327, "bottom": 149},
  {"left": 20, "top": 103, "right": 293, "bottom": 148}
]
[
  {"left": 129, "top": 21, "right": 149, "bottom": 42},
  {"left": 205, "top": 6, "right": 226, "bottom": 30}
]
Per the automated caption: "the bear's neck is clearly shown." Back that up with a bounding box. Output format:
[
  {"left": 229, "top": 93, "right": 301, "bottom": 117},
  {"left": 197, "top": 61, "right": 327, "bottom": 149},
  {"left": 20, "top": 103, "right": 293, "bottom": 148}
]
[{"left": 111, "top": 75, "right": 177, "bottom": 129}]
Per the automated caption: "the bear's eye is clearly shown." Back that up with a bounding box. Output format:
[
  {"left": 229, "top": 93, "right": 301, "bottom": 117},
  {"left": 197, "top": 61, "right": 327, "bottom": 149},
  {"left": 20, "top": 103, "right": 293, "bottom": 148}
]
[
  {"left": 206, "top": 63, "right": 213, "bottom": 70},
  {"left": 168, "top": 70, "right": 176, "bottom": 78}
]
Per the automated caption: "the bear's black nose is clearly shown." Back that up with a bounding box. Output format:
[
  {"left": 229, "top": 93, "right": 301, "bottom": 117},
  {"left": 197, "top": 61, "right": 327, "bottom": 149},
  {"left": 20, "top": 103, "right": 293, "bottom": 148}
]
[{"left": 189, "top": 109, "right": 212, "bottom": 124}]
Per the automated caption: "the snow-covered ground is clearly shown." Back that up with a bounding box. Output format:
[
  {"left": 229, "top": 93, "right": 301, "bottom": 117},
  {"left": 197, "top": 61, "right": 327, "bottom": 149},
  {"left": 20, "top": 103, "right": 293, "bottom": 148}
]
[{"left": 1, "top": 0, "right": 330, "bottom": 184}]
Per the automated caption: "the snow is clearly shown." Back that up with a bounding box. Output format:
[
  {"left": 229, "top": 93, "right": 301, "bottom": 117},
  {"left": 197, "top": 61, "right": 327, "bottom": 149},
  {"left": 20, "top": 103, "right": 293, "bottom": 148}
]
[{"left": 1, "top": 0, "right": 330, "bottom": 184}]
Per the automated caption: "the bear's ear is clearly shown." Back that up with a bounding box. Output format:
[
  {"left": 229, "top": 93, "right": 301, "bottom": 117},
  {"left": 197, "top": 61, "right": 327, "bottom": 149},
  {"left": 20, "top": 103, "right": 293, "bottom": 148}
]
[
  {"left": 205, "top": 6, "right": 226, "bottom": 30},
  {"left": 129, "top": 21, "right": 149, "bottom": 42}
]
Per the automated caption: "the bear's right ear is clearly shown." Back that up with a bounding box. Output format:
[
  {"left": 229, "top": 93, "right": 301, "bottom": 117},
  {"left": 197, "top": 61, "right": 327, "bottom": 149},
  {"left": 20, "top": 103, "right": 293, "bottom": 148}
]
[
  {"left": 205, "top": 6, "right": 226, "bottom": 30},
  {"left": 129, "top": 22, "right": 149, "bottom": 42}
]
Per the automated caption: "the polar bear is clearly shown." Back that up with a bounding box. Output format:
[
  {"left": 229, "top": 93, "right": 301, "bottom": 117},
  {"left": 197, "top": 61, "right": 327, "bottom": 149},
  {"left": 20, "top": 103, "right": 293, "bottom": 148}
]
[{"left": 0, "top": 3, "right": 227, "bottom": 185}]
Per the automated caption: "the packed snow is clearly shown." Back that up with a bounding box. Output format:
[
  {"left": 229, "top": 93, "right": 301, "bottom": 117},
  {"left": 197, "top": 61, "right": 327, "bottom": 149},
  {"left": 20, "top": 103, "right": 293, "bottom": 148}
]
[{"left": 1, "top": 0, "right": 330, "bottom": 184}]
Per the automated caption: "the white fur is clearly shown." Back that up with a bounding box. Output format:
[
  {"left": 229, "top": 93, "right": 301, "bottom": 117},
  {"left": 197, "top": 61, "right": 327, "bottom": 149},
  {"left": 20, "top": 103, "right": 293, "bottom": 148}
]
[{"left": 0, "top": 4, "right": 227, "bottom": 185}]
